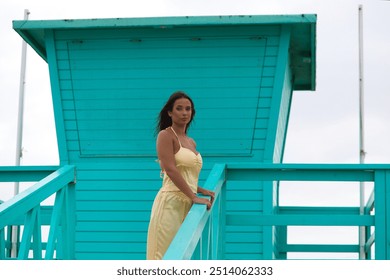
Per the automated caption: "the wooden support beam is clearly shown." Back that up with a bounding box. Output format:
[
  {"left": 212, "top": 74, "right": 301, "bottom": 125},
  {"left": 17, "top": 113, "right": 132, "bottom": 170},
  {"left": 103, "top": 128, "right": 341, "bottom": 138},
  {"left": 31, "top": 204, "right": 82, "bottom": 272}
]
[
  {"left": 282, "top": 244, "right": 360, "bottom": 253},
  {"left": 227, "top": 214, "right": 374, "bottom": 227},
  {"left": 0, "top": 166, "right": 59, "bottom": 182}
]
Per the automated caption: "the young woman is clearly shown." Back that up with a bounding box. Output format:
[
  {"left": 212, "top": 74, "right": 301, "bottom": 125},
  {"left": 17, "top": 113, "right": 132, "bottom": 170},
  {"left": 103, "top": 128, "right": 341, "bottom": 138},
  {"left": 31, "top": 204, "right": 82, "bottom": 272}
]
[{"left": 146, "top": 91, "right": 215, "bottom": 260}]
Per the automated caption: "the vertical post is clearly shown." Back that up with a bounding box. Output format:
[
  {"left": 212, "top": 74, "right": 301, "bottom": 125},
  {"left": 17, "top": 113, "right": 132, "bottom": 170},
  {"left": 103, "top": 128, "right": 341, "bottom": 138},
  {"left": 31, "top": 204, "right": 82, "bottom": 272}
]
[
  {"left": 262, "top": 181, "right": 274, "bottom": 259},
  {"left": 63, "top": 182, "right": 76, "bottom": 259},
  {"left": 374, "top": 171, "right": 387, "bottom": 259},
  {"left": 11, "top": 9, "right": 30, "bottom": 259},
  {"left": 374, "top": 170, "right": 390, "bottom": 259},
  {"left": 32, "top": 206, "right": 43, "bottom": 260},
  {"left": 0, "top": 200, "right": 5, "bottom": 259},
  {"left": 0, "top": 228, "right": 5, "bottom": 259},
  {"left": 277, "top": 226, "right": 288, "bottom": 259},
  {"left": 358, "top": 4, "right": 367, "bottom": 260},
  {"left": 211, "top": 189, "right": 222, "bottom": 259},
  {"left": 218, "top": 170, "right": 227, "bottom": 259},
  {"left": 200, "top": 219, "right": 210, "bottom": 259},
  {"left": 61, "top": 186, "right": 71, "bottom": 259},
  {"left": 386, "top": 171, "right": 390, "bottom": 260}
]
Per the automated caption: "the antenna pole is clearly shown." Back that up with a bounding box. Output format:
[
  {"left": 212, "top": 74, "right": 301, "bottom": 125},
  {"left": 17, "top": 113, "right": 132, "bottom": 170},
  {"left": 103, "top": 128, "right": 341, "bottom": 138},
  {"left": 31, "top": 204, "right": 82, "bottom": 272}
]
[
  {"left": 11, "top": 8, "right": 30, "bottom": 259},
  {"left": 358, "top": 4, "right": 366, "bottom": 260}
]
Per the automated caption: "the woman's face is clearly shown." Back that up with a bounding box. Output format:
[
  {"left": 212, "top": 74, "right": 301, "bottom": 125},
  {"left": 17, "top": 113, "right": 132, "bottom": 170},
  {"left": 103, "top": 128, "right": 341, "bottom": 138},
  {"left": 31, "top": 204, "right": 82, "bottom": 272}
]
[{"left": 169, "top": 98, "right": 193, "bottom": 126}]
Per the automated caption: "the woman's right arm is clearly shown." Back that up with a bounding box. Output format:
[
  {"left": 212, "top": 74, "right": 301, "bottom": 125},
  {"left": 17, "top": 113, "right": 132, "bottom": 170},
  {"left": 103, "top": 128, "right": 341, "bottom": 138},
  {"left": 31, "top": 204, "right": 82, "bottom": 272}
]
[{"left": 157, "top": 131, "right": 211, "bottom": 209}]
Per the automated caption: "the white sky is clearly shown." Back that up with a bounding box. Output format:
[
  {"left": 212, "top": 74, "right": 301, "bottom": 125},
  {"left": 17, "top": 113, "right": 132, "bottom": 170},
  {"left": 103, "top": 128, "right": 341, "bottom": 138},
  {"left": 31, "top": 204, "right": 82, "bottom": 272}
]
[{"left": 1, "top": 0, "right": 389, "bottom": 259}]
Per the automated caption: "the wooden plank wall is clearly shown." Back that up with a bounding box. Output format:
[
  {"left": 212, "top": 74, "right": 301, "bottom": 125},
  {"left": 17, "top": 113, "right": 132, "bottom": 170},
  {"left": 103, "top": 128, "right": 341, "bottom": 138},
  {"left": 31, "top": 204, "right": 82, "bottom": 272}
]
[{"left": 49, "top": 24, "right": 286, "bottom": 259}]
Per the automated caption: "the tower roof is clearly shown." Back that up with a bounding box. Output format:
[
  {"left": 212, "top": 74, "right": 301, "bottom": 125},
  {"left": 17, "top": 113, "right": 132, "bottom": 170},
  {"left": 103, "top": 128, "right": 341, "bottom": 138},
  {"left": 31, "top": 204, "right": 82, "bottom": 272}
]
[{"left": 13, "top": 14, "right": 316, "bottom": 90}]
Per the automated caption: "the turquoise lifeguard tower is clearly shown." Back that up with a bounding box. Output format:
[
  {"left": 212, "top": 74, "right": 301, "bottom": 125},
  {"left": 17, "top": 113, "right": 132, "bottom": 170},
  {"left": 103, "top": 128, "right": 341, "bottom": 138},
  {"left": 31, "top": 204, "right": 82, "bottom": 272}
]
[{"left": 1, "top": 15, "right": 390, "bottom": 260}]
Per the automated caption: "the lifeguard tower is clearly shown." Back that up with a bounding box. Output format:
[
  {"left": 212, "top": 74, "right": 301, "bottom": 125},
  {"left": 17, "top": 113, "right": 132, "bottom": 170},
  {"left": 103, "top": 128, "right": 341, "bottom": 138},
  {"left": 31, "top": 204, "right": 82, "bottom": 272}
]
[{"left": 1, "top": 15, "right": 390, "bottom": 260}]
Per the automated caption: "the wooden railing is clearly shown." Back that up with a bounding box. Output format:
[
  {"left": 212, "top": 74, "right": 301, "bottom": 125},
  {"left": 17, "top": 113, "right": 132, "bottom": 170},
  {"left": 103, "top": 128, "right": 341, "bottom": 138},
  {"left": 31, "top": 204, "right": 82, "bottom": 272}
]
[
  {"left": 2, "top": 163, "right": 389, "bottom": 260},
  {"left": 163, "top": 164, "right": 226, "bottom": 260},
  {"left": 163, "top": 163, "right": 390, "bottom": 260},
  {"left": 0, "top": 165, "right": 76, "bottom": 260}
]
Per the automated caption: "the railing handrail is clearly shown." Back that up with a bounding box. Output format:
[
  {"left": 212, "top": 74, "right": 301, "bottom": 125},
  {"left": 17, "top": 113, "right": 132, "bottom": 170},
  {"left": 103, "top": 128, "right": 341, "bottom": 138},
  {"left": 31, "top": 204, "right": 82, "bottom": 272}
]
[
  {"left": 163, "top": 163, "right": 226, "bottom": 260},
  {"left": 227, "top": 162, "right": 390, "bottom": 170},
  {"left": 0, "top": 165, "right": 75, "bottom": 229},
  {"left": 162, "top": 162, "right": 390, "bottom": 259},
  {"left": 227, "top": 162, "right": 390, "bottom": 182},
  {"left": 0, "top": 166, "right": 60, "bottom": 182},
  {"left": 1, "top": 165, "right": 76, "bottom": 260}
]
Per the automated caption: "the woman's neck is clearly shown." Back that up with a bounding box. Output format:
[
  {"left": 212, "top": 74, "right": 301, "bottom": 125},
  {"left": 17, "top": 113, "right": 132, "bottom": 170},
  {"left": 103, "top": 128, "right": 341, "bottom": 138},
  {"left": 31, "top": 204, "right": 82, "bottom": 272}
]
[{"left": 171, "top": 124, "right": 186, "bottom": 136}]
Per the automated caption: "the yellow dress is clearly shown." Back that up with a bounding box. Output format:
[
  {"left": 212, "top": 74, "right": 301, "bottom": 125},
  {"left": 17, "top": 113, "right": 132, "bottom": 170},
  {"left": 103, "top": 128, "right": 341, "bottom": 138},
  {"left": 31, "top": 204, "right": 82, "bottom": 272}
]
[{"left": 146, "top": 128, "right": 202, "bottom": 260}]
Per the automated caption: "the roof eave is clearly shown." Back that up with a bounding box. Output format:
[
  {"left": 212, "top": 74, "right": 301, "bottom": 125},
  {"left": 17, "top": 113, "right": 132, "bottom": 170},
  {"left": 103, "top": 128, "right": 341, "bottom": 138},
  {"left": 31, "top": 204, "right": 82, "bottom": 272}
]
[{"left": 13, "top": 14, "right": 316, "bottom": 89}]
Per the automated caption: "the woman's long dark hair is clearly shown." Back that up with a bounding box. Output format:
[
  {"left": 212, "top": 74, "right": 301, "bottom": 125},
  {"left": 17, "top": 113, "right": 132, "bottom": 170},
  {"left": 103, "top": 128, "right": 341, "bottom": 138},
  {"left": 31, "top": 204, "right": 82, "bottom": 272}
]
[{"left": 156, "top": 91, "right": 196, "bottom": 134}]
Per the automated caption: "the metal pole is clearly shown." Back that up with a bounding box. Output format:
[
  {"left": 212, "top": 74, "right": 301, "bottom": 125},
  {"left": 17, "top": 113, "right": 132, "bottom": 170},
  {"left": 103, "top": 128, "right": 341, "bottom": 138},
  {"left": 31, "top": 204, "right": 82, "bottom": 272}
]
[
  {"left": 11, "top": 8, "right": 30, "bottom": 259},
  {"left": 358, "top": 4, "right": 366, "bottom": 260}
]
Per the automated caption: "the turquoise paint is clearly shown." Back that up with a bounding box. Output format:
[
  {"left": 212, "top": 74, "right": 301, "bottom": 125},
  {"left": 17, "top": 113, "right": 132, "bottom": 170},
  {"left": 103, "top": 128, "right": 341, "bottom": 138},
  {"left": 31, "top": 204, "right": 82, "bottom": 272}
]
[
  {"left": 227, "top": 214, "right": 375, "bottom": 226},
  {"left": 0, "top": 166, "right": 76, "bottom": 259},
  {"left": 284, "top": 244, "right": 360, "bottom": 253},
  {"left": 57, "top": 26, "right": 271, "bottom": 159},
  {"left": 0, "top": 166, "right": 58, "bottom": 182},
  {"left": 0, "top": 228, "right": 5, "bottom": 259},
  {"left": 45, "top": 30, "right": 70, "bottom": 165},
  {"left": 262, "top": 181, "right": 274, "bottom": 259},
  {"left": 264, "top": 26, "right": 291, "bottom": 163},
  {"left": 276, "top": 226, "right": 288, "bottom": 259},
  {"left": 167, "top": 163, "right": 390, "bottom": 259},
  {"left": 18, "top": 206, "right": 42, "bottom": 259},
  {"left": 14, "top": 15, "right": 316, "bottom": 91},
  {"left": 0, "top": 166, "right": 75, "bottom": 228},
  {"left": 375, "top": 170, "right": 390, "bottom": 259},
  {"left": 165, "top": 163, "right": 390, "bottom": 259},
  {"left": 386, "top": 171, "right": 390, "bottom": 259}
]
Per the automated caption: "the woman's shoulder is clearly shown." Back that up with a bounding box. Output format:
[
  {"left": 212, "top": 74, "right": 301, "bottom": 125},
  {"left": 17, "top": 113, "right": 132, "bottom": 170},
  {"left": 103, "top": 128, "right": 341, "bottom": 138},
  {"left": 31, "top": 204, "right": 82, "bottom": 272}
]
[
  {"left": 157, "top": 128, "right": 175, "bottom": 141},
  {"left": 157, "top": 128, "right": 179, "bottom": 153}
]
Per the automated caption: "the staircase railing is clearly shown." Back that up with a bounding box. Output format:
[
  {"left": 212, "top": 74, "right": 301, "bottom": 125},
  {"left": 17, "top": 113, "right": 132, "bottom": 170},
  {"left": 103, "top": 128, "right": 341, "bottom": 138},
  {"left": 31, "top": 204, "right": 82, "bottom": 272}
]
[
  {"left": 0, "top": 165, "right": 76, "bottom": 260},
  {"left": 163, "top": 164, "right": 226, "bottom": 260},
  {"left": 163, "top": 163, "right": 390, "bottom": 260}
]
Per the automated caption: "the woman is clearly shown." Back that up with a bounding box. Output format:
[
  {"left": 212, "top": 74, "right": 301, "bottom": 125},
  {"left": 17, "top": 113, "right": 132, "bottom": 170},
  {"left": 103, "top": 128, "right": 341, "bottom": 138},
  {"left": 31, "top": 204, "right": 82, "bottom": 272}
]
[{"left": 146, "top": 91, "right": 215, "bottom": 260}]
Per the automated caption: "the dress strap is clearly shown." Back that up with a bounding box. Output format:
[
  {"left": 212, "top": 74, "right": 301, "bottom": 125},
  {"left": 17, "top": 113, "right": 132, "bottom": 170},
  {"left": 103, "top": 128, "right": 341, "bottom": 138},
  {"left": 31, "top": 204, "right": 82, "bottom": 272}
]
[{"left": 170, "top": 127, "right": 182, "bottom": 147}]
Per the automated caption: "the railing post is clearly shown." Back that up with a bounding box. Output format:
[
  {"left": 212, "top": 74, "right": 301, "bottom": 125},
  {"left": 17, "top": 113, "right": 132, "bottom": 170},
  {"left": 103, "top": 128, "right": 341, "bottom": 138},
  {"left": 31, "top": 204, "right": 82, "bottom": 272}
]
[
  {"left": 211, "top": 165, "right": 226, "bottom": 260},
  {"left": 219, "top": 180, "right": 226, "bottom": 259},
  {"left": 68, "top": 182, "right": 76, "bottom": 259},
  {"left": 32, "top": 206, "right": 43, "bottom": 260},
  {"left": 263, "top": 181, "right": 275, "bottom": 259},
  {"left": 0, "top": 200, "right": 4, "bottom": 259},
  {"left": 18, "top": 206, "right": 42, "bottom": 259},
  {"left": 6, "top": 225, "right": 13, "bottom": 258},
  {"left": 200, "top": 219, "right": 210, "bottom": 259},
  {"left": 386, "top": 170, "right": 390, "bottom": 260},
  {"left": 384, "top": 170, "right": 390, "bottom": 260},
  {"left": 0, "top": 228, "right": 5, "bottom": 259},
  {"left": 45, "top": 187, "right": 64, "bottom": 259},
  {"left": 374, "top": 170, "right": 389, "bottom": 259},
  {"left": 60, "top": 182, "right": 76, "bottom": 260},
  {"left": 277, "top": 226, "right": 288, "bottom": 259},
  {"left": 211, "top": 186, "right": 224, "bottom": 260}
]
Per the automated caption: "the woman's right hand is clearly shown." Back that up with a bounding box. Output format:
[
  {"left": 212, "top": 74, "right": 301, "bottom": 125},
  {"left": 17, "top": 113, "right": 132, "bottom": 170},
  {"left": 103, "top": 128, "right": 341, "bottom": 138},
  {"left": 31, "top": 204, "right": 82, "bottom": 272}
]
[{"left": 192, "top": 196, "right": 212, "bottom": 210}]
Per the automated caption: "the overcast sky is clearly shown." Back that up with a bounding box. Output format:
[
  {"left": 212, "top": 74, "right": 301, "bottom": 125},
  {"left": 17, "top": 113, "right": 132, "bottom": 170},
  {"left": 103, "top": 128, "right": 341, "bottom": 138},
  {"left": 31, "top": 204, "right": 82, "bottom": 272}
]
[{"left": 1, "top": 0, "right": 389, "bottom": 258}]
